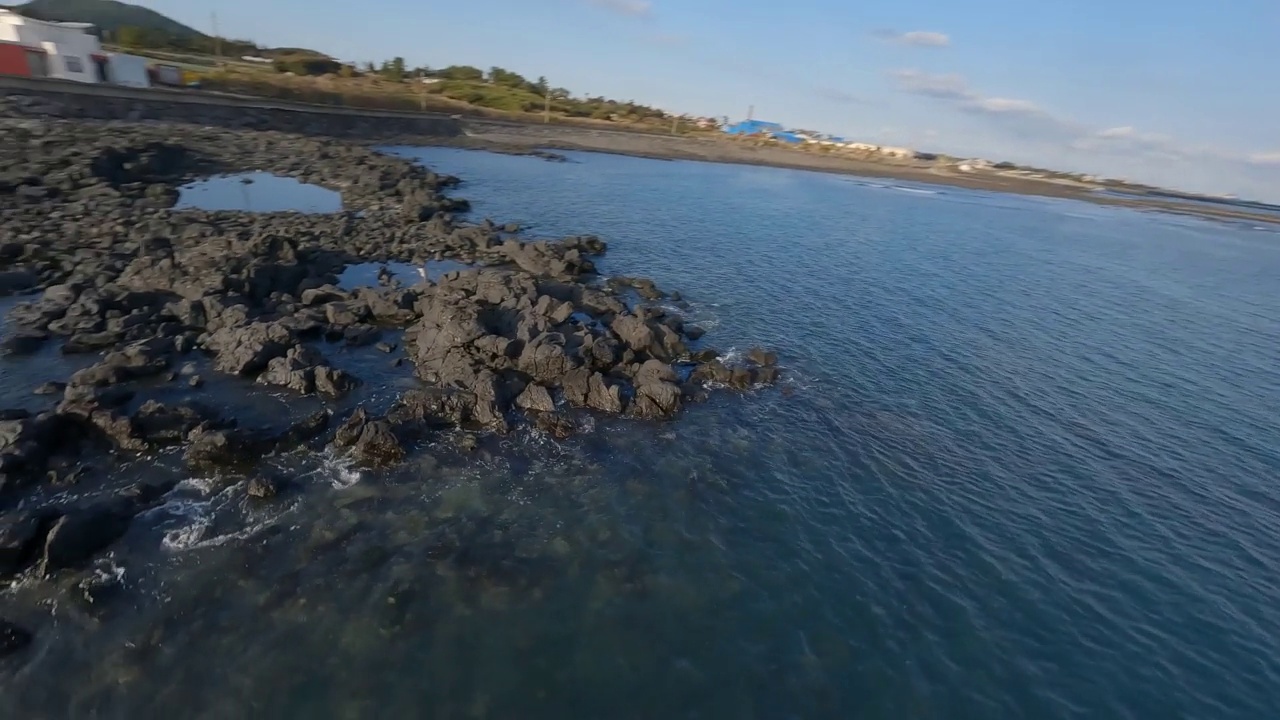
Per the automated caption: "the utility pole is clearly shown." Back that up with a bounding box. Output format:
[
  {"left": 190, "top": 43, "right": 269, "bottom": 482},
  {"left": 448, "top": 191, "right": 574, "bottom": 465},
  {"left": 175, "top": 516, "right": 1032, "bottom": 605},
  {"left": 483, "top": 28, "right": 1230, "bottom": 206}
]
[
  {"left": 544, "top": 85, "right": 551, "bottom": 124},
  {"left": 747, "top": 104, "right": 754, "bottom": 121},
  {"left": 671, "top": 115, "right": 678, "bottom": 135}
]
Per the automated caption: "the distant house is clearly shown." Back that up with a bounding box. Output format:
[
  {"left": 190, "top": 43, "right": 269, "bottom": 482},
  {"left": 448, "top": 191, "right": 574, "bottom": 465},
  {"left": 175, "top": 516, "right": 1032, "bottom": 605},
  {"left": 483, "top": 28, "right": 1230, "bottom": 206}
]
[
  {"left": 0, "top": 9, "right": 105, "bottom": 82},
  {"left": 771, "top": 132, "right": 804, "bottom": 144},
  {"left": 878, "top": 146, "right": 914, "bottom": 159}
]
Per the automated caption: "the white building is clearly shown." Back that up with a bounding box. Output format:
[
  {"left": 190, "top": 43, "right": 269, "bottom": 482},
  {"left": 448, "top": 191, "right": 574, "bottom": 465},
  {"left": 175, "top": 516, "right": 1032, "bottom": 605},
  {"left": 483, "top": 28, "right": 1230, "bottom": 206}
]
[
  {"left": 0, "top": 9, "right": 106, "bottom": 83},
  {"left": 106, "top": 52, "right": 150, "bottom": 88},
  {"left": 878, "top": 146, "right": 914, "bottom": 159}
]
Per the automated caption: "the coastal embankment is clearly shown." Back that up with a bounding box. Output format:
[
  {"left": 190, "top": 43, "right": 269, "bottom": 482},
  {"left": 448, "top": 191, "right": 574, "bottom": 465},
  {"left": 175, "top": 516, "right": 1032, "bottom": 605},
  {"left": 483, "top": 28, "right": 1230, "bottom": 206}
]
[{"left": 2, "top": 76, "right": 1274, "bottom": 225}]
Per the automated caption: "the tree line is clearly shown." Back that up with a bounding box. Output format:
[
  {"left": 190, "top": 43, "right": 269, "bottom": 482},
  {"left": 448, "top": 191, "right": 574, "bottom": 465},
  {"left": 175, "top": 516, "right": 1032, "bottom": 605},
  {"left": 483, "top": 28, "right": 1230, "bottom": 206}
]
[{"left": 102, "top": 27, "right": 676, "bottom": 124}]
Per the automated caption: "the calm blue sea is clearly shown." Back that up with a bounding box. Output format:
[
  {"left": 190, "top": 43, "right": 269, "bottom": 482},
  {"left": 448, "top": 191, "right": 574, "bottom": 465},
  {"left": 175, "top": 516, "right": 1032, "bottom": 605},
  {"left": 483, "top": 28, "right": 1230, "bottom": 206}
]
[{"left": 4, "top": 148, "right": 1279, "bottom": 719}]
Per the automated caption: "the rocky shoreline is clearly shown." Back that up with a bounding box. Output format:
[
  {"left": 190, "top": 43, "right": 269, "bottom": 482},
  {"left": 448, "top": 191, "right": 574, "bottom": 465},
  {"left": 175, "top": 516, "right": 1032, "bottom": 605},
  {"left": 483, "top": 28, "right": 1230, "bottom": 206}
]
[{"left": 0, "top": 111, "right": 778, "bottom": 655}]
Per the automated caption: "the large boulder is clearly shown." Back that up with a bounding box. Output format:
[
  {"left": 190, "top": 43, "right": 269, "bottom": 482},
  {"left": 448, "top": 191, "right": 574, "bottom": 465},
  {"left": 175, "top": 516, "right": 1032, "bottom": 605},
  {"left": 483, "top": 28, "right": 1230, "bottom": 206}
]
[
  {"left": 131, "top": 400, "right": 224, "bottom": 445},
  {"left": 205, "top": 322, "right": 297, "bottom": 376},
  {"left": 258, "top": 348, "right": 319, "bottom": 394},
  {"left": 515, "top": 383, "right": 556, "bottom": 413},
  {"left": 517, "top": 333, "right": 577, "bottom": 384},
  {"left": 41, "top": 502, "right": 133, "bottom": 573},
  {"left": 562, "top": 369, "right": 625, "bottom": 414},
  {"left": 332, "top": 408, "right": 405, "bottom": 465},
  {"left": 611, "top": 314, "right": 655, "bottom": 355},
  {"left": 631, "top": 381, "right": 682, "bottom": 420}
]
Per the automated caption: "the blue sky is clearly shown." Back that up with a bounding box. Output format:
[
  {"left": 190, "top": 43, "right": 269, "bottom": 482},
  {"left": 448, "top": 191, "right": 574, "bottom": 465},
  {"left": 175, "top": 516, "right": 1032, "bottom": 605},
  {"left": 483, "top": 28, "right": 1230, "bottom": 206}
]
[{"left": 146, "top": 0, "right": 1280, "bottom": 200}]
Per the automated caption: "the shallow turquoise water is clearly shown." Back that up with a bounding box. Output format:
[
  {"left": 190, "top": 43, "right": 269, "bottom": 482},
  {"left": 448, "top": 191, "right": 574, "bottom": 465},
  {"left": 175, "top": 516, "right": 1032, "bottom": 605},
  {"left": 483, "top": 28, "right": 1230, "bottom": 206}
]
[{"left": 4, "top": 148, "right": 1280, "bottom": 719}]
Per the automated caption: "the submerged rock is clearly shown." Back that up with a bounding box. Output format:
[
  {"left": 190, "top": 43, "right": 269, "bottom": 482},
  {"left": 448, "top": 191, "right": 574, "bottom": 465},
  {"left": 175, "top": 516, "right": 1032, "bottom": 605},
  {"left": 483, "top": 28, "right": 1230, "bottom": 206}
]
[
  {"left": 0, "top": 619, "right": 32, "bottom": 658},
  {"left": 0, "top": 510, "right": 52, "bottom": 577},
  {"left": 41, "top": 503, "right": 133, "bottom": 573},
  {"left": 247, "top": 474, "right": 284, "bottom": 499}
]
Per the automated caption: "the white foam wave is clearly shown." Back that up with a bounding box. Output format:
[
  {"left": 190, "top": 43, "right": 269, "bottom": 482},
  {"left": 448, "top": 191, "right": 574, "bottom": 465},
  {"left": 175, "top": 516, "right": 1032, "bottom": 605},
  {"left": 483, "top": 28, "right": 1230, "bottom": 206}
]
[
  {"left": 300, "top": 449, "right": 363, "bottom": 489},
  {"left": 161, "top": 508, "right": 213, "bottom": 551}
]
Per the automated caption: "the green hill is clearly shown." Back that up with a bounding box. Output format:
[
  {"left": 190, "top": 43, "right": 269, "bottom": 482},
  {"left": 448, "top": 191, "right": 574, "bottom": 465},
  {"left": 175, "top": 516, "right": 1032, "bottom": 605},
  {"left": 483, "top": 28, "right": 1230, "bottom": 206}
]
[{"left": 10, "top": 0, "right": 205, "bottom": 38}]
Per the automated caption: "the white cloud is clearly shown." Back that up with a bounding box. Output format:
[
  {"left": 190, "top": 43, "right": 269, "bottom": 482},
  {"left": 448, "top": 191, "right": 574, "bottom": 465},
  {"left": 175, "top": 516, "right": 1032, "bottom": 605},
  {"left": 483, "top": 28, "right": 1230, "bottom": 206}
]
[
  {"left": 876, "top": 30, "right": 951, "bottom": 47},
  {"left": 971, "top": 97, "right": 1043, "bottom": 115},
  {"left": 890, "top": 69, "right": 969, "bottom": 99},
  {"left": 586, "top": 0, "right": 653, "bottom": 17},
  {"left": 889, "top": 68, "right": 1280, "bottom": 198},
  {"left": 1097, "top": 126, "right": 1135, "bottom": 139}
]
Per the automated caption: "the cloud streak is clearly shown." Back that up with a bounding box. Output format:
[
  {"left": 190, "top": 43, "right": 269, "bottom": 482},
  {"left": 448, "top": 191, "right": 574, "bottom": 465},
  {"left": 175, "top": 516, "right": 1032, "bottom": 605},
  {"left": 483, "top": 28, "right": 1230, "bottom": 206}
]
[
  {"left": 890, "top": 67, "right": 1280, "bottom": 197},
  {"left": 875, "top": 30, "right": 951, "bottom": 47},
  {"left": 586, "top": 0, "right": 653, "bottom": 17}
]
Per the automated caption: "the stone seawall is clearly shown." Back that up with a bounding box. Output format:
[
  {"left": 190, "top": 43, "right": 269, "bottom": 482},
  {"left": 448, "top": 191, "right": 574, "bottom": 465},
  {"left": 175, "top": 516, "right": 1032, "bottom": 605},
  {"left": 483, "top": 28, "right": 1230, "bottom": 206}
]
[{"left": 0, "top": 76, "right": 463, "bottom": 140}]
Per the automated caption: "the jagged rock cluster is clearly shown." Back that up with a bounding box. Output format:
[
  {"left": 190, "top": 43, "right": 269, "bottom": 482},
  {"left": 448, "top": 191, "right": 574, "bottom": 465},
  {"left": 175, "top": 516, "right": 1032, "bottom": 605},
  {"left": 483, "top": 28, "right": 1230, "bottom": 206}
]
[{"left": 0, "top": 114, "right": 779, "bottom": 625}]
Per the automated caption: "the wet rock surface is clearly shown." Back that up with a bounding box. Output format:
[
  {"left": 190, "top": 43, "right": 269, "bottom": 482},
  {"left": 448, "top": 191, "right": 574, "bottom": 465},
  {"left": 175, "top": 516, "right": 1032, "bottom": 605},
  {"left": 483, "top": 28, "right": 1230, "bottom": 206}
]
[{"left": 0, "top": 111, "right": 779, "bottom": 625}]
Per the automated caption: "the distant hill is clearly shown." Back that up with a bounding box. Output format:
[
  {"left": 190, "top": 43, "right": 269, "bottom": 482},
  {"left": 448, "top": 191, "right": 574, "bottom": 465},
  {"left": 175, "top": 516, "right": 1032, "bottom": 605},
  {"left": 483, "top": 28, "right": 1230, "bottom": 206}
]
[{"left": 10, "top": 0, "right": 205, "bottom": 38}]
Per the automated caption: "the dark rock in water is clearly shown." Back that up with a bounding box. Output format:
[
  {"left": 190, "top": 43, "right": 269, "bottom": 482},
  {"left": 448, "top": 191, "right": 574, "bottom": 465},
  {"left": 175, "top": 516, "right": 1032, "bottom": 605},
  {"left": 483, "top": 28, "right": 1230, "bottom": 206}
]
[
  {"left": 515, "top": 383, "right": 556, "bottom": 413},
  {"left": 754, "top": 366, "right": 780, "bottom": 385},
  {"left": 277, "top": 410, "right": 331, "bottom": 449},
  {"left": 0, "top": 510, "right": 54, "bottom": 577},
  {"left": 325, "top": 300, "right": 371, "bottom": 327},
  {"left": 635, "top": 359, "right": 677, "bottom": 386},
  {"left": 33, "top": 381, "right": 66, "bottom": 396},
  {"left": 332, "top": 407, "right": 404, "bottom": 464},
  {"left": 747, "top": 348, "right": 779, "bottom": 367},
  {"left": 631, "top": 381, "right": 682, "bottom": 420},
  {"left": 62, "top": 330, "right": 123, "bottom": 354},
  {"left": 247, "top": 474, "right": 283, "bottom": 499},
  {"left": 562, "top": 368, "right": 625, "bottom": 414},
  {"left": 0, "top": 410, "right": 31, "bottom": 422},
  {"left": 343, "top": 324, "right": 381, "bottom": 347},
  {"left": 314, "top": 365, "right": 359, "bottom": 397},
  {"left": 1, "top": 330, "right": 48, "bottom": 356},
  {"left": 0, "top": 619, "right": 32, "bottom": 658},
  {"left": 185, "top": 427, "right": 270, "bottom": 469},
  {"left": 258, "top": 346, "right": 321, "bottom": 394},
  {"left": 188, "top": 375, "right": 203, "bottom": 388},
  {"left": 457, "top": 433, "right": 479, "bottom": 452},
  {"left": 131, "top": 400, "right": 224, "bottom": 445},
  {"left": 205, "top": 323, "right": 295, "bottom": 376},
  {"left": 41, "top": 503, "right": 133, "bottom": 572},
  {"left": 609, "top": 276, "right": 664, "bottom": 300},
  {"left": 689, "top": 348, "right": 719, "bottom": 363},
  {"left": 685, "top": 325, "right": 706, "bottom": 341},
  {"left": 301, "top": 286, "right": 350, "bottom": 306},
  {"left": 533, "top": 411, "right": 576, "bottom": 439},
  {"left": 116, "top": 479, "right": 178, "bottom": 509}
]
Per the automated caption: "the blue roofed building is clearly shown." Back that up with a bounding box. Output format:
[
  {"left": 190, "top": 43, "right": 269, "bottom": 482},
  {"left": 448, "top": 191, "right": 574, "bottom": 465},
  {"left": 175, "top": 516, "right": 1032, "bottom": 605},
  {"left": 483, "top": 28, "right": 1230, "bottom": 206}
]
[{"left": 724, "top": 119, "right": 784, "bottom": 136}]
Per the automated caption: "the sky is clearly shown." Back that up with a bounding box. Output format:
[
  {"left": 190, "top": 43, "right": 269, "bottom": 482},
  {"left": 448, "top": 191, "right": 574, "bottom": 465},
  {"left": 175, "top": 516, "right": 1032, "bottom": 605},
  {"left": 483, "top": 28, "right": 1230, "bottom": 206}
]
[{"left": 144, "top": 0, "right": 1280, "bottom": 201}]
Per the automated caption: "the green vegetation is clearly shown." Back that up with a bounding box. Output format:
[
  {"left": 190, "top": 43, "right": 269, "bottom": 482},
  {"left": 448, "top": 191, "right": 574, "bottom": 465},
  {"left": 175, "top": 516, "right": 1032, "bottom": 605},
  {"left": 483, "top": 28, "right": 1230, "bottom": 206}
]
[{"left": 272, "top": 53, "right": 343, "bottom": 77}]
